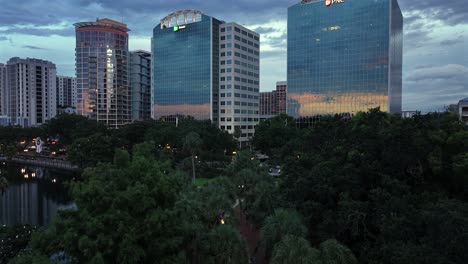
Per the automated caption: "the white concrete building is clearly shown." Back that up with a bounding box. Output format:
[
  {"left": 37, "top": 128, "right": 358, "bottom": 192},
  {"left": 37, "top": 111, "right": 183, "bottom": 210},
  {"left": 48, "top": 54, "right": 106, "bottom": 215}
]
[
  {"left": 56, "top": 76, "right": 77, "bottom": 113},
  {"left": 219, "top": 23, "right": 260, "bottom": 142},
  {"left": 5, "top": 57, "right": 57, "bottom": 127},
  {"left": 459, "top": 98, "right": 468, "bottom": 125}
]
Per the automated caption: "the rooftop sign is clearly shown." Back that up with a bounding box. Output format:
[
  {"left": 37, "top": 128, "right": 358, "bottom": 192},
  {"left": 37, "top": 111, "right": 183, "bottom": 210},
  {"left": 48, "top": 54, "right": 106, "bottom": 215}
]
[{"left": 326, "top": 0, "right": 345, "bottom": 6}]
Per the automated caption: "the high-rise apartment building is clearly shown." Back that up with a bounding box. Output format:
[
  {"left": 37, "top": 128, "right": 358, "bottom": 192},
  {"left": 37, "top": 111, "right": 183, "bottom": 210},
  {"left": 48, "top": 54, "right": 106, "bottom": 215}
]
[
  {"left": 56, "top": 76, "right": 77, "bottom": 112},
  {"left": 0, "top": 63, "right": 6, "bottom": 116},
  {"left": 4, "top": 57, "right": 57, "bottom": 127},
  {"left": 152, "top": 10, "right": 260, "bottom": 141},
  {"left": 260, "top": 81, "right": 287, "bottom": 119},
  {"left": 129, "top": 50, "right": 151, "bottom": 121},
  {"left": 287, "top": 0, "right": 403, "bottom": 123},
  {"left": 74, "top": 18, "right": 131, "bottom": 128}
]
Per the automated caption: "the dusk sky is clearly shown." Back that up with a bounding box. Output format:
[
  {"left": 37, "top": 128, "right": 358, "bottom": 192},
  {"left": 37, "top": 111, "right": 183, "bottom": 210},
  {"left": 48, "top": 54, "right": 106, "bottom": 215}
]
[{"left": 0, "top": 0, "right": 466, "bottom": 112}]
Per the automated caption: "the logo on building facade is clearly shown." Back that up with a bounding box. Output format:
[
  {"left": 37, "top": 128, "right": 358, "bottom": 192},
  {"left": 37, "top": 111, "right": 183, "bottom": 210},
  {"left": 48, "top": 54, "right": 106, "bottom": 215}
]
[{"left": 325, "top": 0, "right": 345, "bottom": 6}]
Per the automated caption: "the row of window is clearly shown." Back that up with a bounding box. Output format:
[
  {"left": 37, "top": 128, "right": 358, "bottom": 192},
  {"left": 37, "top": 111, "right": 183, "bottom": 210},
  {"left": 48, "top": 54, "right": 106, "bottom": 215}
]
[
  {"left": 220, "top": 93, "right": 259, "bottom": 100},
  {"left": 233, "top": 35, "right": 259, "bottom": 48},
  {"left": 220, "top": 43, "right": 259, "bottom": 56},
  {"left": 220, "top": 26, "right": 259, "bottom": 41},
  {"left": 220, "top": 117, "right": 259, "bottom": 122},
  {"left": 220, "top": 84, "right": 259, "bottom": 93},
  {"left": 220, "top": 101, "right": 259, "bottom": 107}
]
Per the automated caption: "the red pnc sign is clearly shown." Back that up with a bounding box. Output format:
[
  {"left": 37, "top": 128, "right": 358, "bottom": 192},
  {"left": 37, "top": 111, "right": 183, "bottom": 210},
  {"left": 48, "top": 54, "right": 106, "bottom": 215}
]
[{"left": 326, "top": 0, "right": 345, "bottom": 6}]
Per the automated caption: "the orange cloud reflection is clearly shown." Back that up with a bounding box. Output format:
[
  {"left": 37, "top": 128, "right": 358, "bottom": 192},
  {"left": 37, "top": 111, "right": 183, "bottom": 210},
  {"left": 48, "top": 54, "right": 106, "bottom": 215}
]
[
  {"left": 153, "top": 104, "right": 211, "bottom": 120},
  {"left": 288, "top": 92, "right": 388, "bottom": 116}
]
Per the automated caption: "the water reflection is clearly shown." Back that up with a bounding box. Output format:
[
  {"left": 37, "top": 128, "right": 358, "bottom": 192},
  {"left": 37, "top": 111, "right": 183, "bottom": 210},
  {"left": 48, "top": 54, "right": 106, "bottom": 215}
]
[{"left": 0, "top": 165, "right": 75, "bottom": 226}]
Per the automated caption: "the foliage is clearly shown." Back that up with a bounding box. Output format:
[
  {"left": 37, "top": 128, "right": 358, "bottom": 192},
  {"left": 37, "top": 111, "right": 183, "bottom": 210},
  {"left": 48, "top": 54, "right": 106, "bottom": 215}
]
[
  {"left": 260, "top": 208, "right": 308, "bottom": 256},
  {"left": 258, "top": 109, "right": 468, "bottom": 263},
  {"left": 199, "top": 225, "right": 248, "bottom": 264},
  {"left": 23, "top": 151, "right": 244, "bottom": 263},
  {"left": 184, "top": 132, "right": 203, "bottom": 181},
  {"left": 271, "top": 235, "right": 321, "bottom": 264},
  {"left": 43, "top": 113, "right": 107, "bottom": 145},
  {"left": 0, "top": 225, "right": 39, "bottom": 263},
  {"left": 67, "top": 133, "right": 115, "bottom": 167}
]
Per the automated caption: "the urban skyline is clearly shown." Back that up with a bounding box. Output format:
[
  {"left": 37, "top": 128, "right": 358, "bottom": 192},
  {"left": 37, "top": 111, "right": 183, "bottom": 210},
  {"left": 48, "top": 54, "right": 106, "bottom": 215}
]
[{"left": 0, "top": 0, "right": 466, "bottom": 113}]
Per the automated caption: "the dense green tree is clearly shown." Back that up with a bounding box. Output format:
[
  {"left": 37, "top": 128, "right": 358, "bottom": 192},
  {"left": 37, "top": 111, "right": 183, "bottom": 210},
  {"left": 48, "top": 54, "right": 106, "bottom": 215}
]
[
  {"left": 67, "top": 133, "right": 115, "bottom": 167},
  {"left": 184, "top": 132, "right": 203, "bottom": 181},
  {"left": 261, "top": 208, "right": 308, "bottom": 256},
  {"left": 43, "top": 113, "right": 107, "bottom": 145},
  {"left": 271, "top": 235, "right": 321, "bottom": 264},
  {"left": 319, "top": 239, "right": 359, "bottom": 264},
  {"left": 253, "top": 113, "right": 298, "bottom": 155},
  {"left": 0, "top": 143, "right": 17, "bottom": 160},
  {"left": 199, "top": 225, "right": 248, "bottom": 264}
]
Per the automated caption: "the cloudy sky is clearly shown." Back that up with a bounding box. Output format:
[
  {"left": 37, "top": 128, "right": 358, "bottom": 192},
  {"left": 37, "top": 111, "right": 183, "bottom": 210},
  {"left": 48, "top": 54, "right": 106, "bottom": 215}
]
[{"left": 0, "top": 0, "right": 466, "bottom": 111}]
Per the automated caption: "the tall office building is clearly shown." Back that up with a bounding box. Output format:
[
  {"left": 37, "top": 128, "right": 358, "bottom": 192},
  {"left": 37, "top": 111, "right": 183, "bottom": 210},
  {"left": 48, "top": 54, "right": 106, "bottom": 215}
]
[
  {"left": 74, "top": 18, "right": 131, "bottom": 128},
  {"left": 260, "top": 81, "right": 287, "bottom": 119},
  {"left": 152, "top": 10, "right": 260, "bottom": 141},
  {"left": 5, "top": 57, "right": 57, "bottom": 127},
  {"left": 130, "top": 50, "right": 151, "bottom": 121},
  {"left": 287, "top": 0, "right": 403, "bottom": 123},
  {"left": 56, "top": 76, "right": 77, "bottom": 113}
]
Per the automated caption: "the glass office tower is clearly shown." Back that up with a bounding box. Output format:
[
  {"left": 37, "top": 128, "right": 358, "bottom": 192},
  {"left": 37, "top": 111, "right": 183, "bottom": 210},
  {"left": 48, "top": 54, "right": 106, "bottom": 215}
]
[
  {"left": 74, "top": 18, "right": 130, "bottom": 128},
  {"left": 152, "top": 10, "right": 222, "bottom": 122},
  {"left": 287, "top": 0, "right": 403, "bottom": 121}
]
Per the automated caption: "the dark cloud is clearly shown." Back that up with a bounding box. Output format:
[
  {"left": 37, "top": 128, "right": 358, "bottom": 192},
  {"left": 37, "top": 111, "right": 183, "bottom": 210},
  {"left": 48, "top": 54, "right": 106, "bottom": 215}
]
[
  {"left": 252, "top": 27, "right": 277, "bottom": 35},
  {"left": 0, "top": 27, "right": 74, "bottom": 37},
  {"left": 406, "top": 64, "right": 468, "bottom": 82},
  {"left": 22, "top": 45, "right": 47, "bottom": 50},
  {"left": 399, "top": 0, "right": 468, "bottom": 25},
  {"left": 0, "top": 36, "right": 8, "bottom": 41},
  {"left": 440, "top": 35, "right": 464, "bottom": 46},
  {"left": 263, "top": 33, "right": 287, "bottom": 48}
]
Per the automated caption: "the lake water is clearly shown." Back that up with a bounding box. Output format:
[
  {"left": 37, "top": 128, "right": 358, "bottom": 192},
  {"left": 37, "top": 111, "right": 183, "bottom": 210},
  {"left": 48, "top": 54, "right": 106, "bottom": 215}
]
[{"left": 0, "top": 163, "right": 76, "bottom": 226}]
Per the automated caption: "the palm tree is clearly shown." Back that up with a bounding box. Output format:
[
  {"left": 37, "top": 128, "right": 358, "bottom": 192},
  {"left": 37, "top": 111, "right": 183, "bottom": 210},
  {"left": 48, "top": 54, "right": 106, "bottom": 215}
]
[
  {"left": 0, "top": 176, "right": 8, "bottom": 194},
  {"left": 183, "top": 132, "right": 202, "bottom": 181},
  {"left": 199, "top": 225, "right": 248, "bottom": 264},
  {"left": 261, "top": 208, "right": 308, "bottom": 256},
  {"left": 318, "top": 239, "right": 359, "bottom": 264},
  {"left": 271, "top": 235, "right": 321, "bottom": 264}
]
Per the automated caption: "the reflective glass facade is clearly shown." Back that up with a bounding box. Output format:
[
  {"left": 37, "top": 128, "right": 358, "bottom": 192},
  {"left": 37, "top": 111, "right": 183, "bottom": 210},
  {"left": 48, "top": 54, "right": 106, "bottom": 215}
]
[
  {"left": 287, "top": 0, "right": 403, "bottom": 120},
  {"left": 130, "top": 50, "right": 152, "bottom": 121},
  {"left": 152, "top": 14, "right": 221, "bottom": 121},
  {"left": 75, "top": 19, "right": 130, "bottom": 128}
]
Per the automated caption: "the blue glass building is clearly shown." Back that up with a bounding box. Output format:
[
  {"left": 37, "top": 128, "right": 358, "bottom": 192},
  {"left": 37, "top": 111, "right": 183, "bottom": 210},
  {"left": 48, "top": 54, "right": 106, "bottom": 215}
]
[
  {"left": 152, "top": 11, "right": 222, "bottom": 122},
  {"left": 287, "top": 0, "right": 403, "bottom": 120}
]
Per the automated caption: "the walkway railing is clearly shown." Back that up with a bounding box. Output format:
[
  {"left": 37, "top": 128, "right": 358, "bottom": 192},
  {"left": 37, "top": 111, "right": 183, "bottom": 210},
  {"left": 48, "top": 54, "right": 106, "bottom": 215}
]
[{"left": 0, "top": 156, "right": 79, "bottom": 171}]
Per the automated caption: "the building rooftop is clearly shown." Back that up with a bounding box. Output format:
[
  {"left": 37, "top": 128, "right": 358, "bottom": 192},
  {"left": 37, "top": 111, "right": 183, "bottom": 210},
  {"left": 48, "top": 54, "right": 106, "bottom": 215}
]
[
  {"left": 160, "top": 10, "right": 203, "bottom": 29},
  {"left": 74, "top": 18, "right": 130, "bottom": 32},
  {"left": 460, "top": 98, "right": 468, "bottom": 103}
]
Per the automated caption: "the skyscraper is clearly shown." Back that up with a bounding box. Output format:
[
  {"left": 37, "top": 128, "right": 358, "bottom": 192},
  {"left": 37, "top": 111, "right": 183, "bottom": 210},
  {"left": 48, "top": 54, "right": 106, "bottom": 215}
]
[
  {"left": 56, "top": 76, "right": 77, "bottom": 113},
  {"left": 74, "top": 18, "right": 130, "bottom": 128},
  {"left": 152, "top": 10, "right": 260, "bottom": 141},
  {"left": 4, "top": 57, "right": 57, "bottom": 127},
  {"left": 218, "top": 23, "right": 260, "bottom": 140},
  {"left": 287, "top": 0, "right": 403, "bottom": 122},
  {"left": 129, "top": 50, "right": 151, "bottom": 121},
  {"left": 0, "top": 63, "right": 6, "bottom": 116}
]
